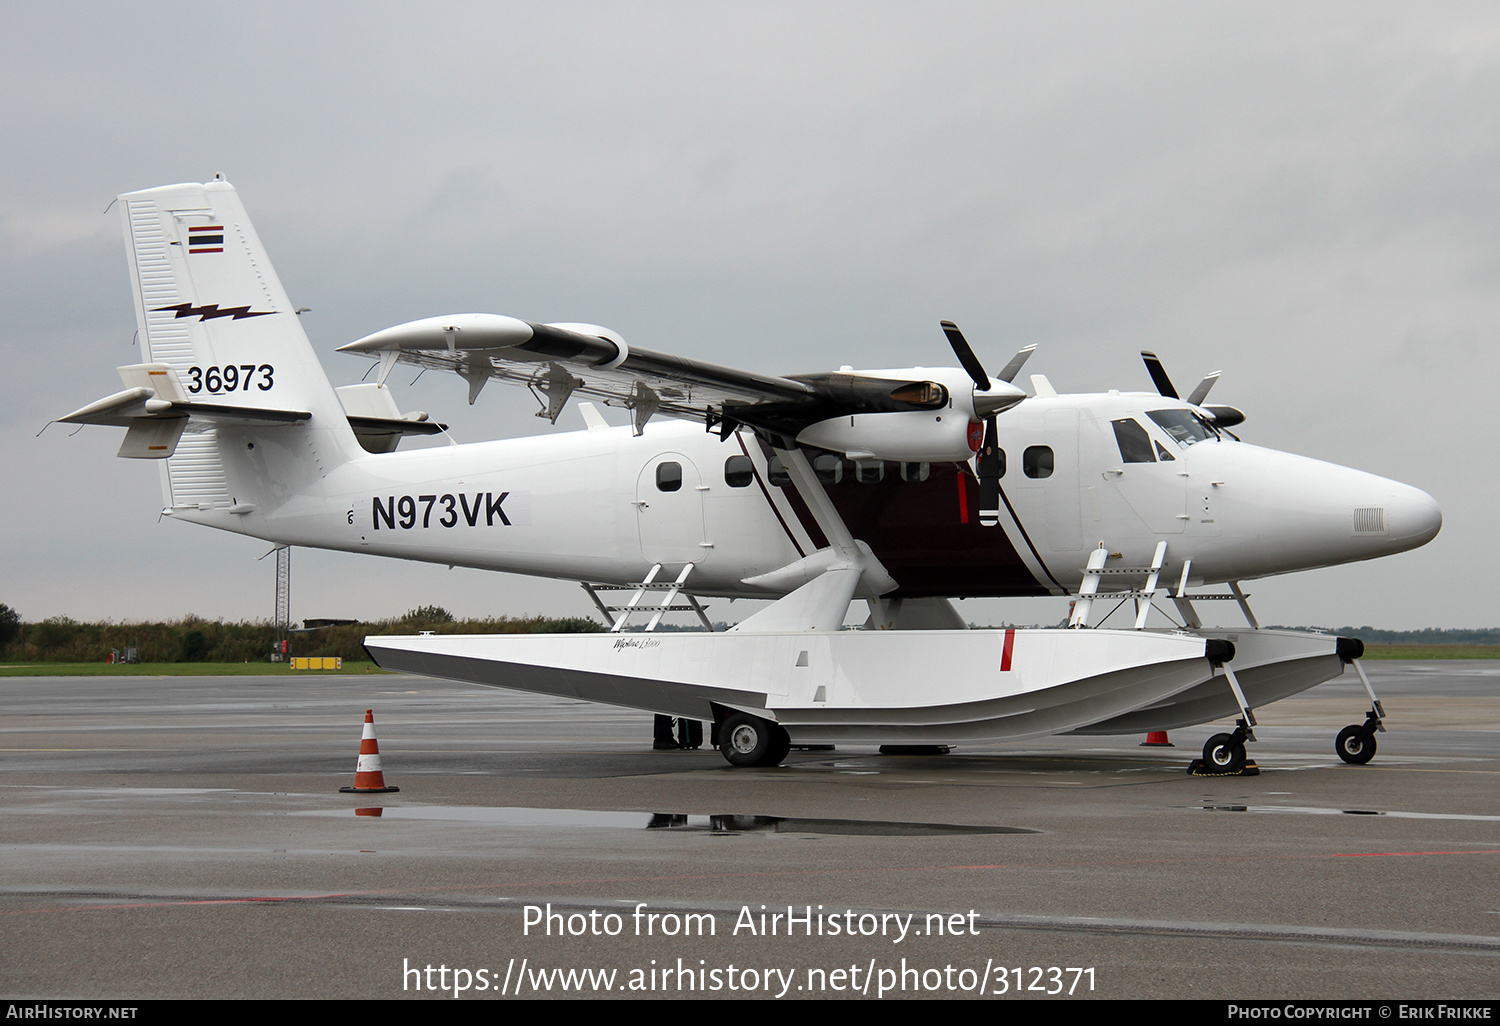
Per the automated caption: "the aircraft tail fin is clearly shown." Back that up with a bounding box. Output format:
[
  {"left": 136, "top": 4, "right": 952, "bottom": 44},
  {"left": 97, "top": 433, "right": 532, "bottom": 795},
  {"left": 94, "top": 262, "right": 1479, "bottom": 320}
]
[{"left": 112, "top": 179, "right": 361, "bottom": 521}]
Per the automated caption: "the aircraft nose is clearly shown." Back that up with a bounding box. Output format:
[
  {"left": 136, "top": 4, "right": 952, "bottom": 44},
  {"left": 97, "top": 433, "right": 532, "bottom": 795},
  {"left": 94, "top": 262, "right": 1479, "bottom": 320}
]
[
  {"left": 1242, "top": 452, "right": 1442, "bottom": 574},
  {"left": 1329, "top": 469, "right": 1441, "bottom": 560},
  {"left": 1386, "top": 483, "right": 1442, "bottom": 547}
]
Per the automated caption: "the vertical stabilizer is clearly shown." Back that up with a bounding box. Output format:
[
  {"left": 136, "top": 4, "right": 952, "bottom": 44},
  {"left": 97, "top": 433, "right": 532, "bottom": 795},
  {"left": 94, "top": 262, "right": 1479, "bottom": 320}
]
[{"left": 117, "top": 180, "right": 359, "bottom": 521}]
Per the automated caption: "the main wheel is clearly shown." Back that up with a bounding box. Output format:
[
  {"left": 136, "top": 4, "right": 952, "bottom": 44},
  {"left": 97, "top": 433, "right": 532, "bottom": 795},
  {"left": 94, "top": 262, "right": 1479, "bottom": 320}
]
[
  {"left": 1202, "top": 732, "right": 1246, "bottom": 773},
  {"left": 1335, "top": 725, "right": 1376, "bottom": 764},
  {"left": 766, "top": 723, "right": 792, "bottom": 766},
  {"left": 719, "top": 713, "right": 788, "bottom": 767}
]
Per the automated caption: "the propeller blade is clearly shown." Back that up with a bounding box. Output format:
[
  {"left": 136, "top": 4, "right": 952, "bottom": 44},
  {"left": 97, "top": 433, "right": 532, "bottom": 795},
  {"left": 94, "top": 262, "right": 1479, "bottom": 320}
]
[
  {"left": 995, "top": 344, "right": 1036, "bottom": 384},
  {"left": 941, "top": 320, "right": 990, "bottom": 392},
  {"left": 978, "top": 415, "right": 1002, "bottom": 528},
  {"left": 1185, "top": 371, "right": 1220, "bottom": 407},
  {"left": 1140, "top": 351, "right": 1179, "bottom": 399}
]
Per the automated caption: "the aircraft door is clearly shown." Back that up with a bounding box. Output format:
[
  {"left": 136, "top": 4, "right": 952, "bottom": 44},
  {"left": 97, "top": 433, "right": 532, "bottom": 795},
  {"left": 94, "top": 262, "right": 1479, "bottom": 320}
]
[
  {"left": 636, "top": 453, "right": 709, "bottom": 565},
  {"left": 1101, "top": 417, "right": 1188, "bottom": 534}
]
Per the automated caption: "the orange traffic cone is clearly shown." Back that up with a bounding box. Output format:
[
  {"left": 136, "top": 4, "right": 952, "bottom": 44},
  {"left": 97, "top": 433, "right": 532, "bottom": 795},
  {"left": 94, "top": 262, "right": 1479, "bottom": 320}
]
[
  {"left": 340, "top": 709, "right": 400, "bottom": 793},
  {"left": 1141, "top": 731, "right": 1174, "bottom": 747}
]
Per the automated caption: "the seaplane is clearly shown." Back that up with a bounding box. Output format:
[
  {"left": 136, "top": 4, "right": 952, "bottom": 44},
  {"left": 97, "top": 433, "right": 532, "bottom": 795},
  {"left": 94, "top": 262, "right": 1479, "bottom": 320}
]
[{"left": 60, "top": 179, "right": 1443, "bottom": 772}]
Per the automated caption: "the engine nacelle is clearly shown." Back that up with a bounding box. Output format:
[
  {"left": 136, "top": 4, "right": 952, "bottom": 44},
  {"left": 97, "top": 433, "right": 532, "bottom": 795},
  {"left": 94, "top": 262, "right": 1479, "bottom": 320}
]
[{"left": 796, "top": 410, "right": 982, "bottom": 462}]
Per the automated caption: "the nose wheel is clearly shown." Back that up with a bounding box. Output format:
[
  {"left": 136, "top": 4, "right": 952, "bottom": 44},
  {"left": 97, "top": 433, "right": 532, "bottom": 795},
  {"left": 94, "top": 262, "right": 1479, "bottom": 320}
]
[
  {"left": 1202, "top": 731, "right": 1247, "bottom": 773},
  {"left": 1335, "top": 708, "right": 1382, "bottom": 765},
  {"left": 1189, "top": 645, "right": 1260, "bottom": 776},
  {"left": 1190, "top": 720, "right": 1257, "bottom": 776},
  {"left": 1334, "top": 643, "right": 1385, "bottom": 765}
]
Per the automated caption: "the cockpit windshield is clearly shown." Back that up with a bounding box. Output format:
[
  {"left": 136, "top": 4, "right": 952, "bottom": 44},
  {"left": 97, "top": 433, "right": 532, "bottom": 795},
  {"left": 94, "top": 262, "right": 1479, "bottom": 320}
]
[{"left": 1147, "top": 409, "right": 1220, "bottom": 446}]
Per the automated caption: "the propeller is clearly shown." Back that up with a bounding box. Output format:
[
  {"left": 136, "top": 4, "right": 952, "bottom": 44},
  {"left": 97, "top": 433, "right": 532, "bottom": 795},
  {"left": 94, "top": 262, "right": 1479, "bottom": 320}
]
[
  {"left": 941, "top": 321, "right": 1033, "bottom": 527},
  {"left": 1140, "top": 351, "right": 1244, "bottom": 428},
  {"left": 942, "top": 320, "right": 990, "bottom": 391}
]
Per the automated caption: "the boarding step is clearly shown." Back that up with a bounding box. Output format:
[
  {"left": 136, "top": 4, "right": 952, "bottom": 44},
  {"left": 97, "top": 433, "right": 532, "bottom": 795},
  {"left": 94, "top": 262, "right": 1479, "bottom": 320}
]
[
  {"left": 581, "top": 563, "right": 713, "bottom": 633},
  {"left": 1071, "top": 542, "right": 1169, "bottom": 629},
  {"left": 1070, "top": 544, "right": 1259, "bottom": 630}
]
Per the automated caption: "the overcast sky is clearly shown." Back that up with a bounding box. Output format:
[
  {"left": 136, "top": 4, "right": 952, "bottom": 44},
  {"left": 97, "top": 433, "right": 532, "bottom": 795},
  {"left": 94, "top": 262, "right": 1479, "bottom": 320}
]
[{"left": 2, "top": 2, "right": 1494, "bottom": 630}]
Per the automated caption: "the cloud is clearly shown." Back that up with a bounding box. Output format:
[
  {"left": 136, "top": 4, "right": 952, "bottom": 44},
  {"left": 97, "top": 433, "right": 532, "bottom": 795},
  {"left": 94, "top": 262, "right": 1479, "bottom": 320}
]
[{"left": 2, "top": 2, "right": 1492, "bottom": 628}]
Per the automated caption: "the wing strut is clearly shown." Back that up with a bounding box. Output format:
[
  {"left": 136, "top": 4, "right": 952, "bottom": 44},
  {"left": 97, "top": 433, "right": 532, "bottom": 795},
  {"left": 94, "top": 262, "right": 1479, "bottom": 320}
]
[{"left": 730, "top": 448, "right": 897, "bottom": 633}]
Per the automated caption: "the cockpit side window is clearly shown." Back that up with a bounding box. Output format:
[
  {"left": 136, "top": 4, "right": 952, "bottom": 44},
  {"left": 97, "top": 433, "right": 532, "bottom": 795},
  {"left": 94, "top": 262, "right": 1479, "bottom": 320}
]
[
  {"left": 1111, "top": 418, "right": 1156, "bottom": 463},
  {"left": 1154, "top": 440, "right": 1176, "bottom": 462},
  {"left": 1148, "top": 409, "right": 1218, "bottom": 447}
]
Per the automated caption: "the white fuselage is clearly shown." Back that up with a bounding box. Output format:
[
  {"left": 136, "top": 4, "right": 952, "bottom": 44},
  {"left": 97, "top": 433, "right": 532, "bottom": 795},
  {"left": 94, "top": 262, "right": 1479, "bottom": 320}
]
[{"left": 175, "top": 391, "right": 1441, "bottom": 601}]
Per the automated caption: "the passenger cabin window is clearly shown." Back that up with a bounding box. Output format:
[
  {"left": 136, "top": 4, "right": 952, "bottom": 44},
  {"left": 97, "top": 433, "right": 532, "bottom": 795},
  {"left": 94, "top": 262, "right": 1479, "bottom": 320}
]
[
  {"left": 766, "top": 454, "right": 791, "bottom": 488},
  {"left": 1111, "top": 419, "right": 1156, "bottom": 463},
  {"left": 988, "top": 448, "right": 1008, "bottom": 478},
  {"left": 1023, "top": 445, "right": 1053, "bottom": 479},
  {"left": 813, "top": 453, "right": 845, "bottom": 485},
  {"left": 724, "top": 455, "right": 753, "bottom": 487},
  {"left": 655, "top": 461, "right": 683, "bottom": 492},
  {"left": 900, "top": 461, "right": 930, "bottom": 483},
  {"left": 855, "top": 460, "right": 885, "bottom": 484}
]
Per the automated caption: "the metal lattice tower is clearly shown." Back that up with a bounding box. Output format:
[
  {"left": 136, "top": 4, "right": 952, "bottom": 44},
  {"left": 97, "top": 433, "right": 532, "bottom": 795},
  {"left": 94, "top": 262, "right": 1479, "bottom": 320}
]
[{"left": 273, "top": 545, "right": 291, "bottom": 660}]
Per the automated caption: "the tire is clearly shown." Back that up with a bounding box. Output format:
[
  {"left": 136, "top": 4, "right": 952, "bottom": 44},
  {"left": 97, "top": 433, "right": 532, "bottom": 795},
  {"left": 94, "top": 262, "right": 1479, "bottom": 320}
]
[
  {"left": 719, "top": 712, "right": 787, "bottom": 767},
  {"left": 766, "top": 724, "right": 792, "bottom": 766},
  {"left": 1335, "top": 725, "right": 1376, "bottom": 765},
  {"left": 1202, "top": 732, "right": 1246, "bottom": 773}
]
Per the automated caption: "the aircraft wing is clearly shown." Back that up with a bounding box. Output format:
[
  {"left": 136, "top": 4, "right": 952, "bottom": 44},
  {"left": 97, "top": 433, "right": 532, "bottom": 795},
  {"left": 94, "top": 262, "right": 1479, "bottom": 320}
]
[{"left": 338, "top": 313, "right": 965, "bottom": 440}]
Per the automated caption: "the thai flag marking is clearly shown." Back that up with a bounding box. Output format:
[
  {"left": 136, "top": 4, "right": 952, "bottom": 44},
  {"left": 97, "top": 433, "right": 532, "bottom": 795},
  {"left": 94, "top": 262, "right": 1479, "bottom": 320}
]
[{"left": 187, "top": 225, "right": 224, "bottom": 254}]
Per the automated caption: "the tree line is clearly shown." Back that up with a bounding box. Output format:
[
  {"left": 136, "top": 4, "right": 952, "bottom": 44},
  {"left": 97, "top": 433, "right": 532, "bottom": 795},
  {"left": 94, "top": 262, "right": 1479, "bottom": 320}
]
[{"left": 0, "top": 604, "right": 601, "bottom": 664}]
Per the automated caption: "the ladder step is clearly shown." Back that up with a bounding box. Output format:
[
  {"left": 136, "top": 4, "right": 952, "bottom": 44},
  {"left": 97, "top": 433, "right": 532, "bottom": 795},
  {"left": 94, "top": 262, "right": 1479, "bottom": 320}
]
[
  {"left": 588, "top": 583, "right": 681, "bottom": 591},
  {"left": 598, "top": 604, "right": 704, "bottom": 613},
  {"left": 583, "top": 563, "right": 712, "bottom": 634}
]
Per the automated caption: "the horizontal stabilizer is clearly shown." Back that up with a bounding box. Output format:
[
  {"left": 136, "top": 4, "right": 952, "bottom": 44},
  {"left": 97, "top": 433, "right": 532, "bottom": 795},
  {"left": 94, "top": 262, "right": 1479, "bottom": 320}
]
[
  {"left": 175, "top": 402, "right": 311, "bottom": 423},
  {"left": 118, "top": 416, "right": 188, "bottom": 459},
  {"left": 60, "top": 362, "right": 311, "bottom": 460},
  {"left": 335, "top": 382, "right": 444, "bottom": 453},
  {"left": 345, "top": 415, "right": 445, "bottom": 436},
  {"left": 62, "top": 392, "right": 310, "bottom": 428},
  {"left": 59, "top": 387, "right": 161, "bottom": 427}
]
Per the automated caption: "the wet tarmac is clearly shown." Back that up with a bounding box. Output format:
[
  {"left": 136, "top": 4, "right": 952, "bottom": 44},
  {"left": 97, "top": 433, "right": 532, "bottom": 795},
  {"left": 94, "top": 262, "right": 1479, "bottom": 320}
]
[{"left": 1, "top": 660, "right": 1496, "bottom": 1000}]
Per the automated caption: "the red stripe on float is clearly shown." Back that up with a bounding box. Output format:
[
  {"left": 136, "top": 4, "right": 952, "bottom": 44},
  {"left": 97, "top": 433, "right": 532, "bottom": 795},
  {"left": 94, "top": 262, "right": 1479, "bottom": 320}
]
[{"left": 1001, "top": 628, "right": 1015, "bottom": 671}]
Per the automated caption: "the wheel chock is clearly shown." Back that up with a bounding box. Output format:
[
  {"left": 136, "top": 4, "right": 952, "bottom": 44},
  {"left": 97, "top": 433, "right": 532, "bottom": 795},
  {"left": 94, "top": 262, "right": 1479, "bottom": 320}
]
[{"left": 1187, "top": 758, "right": 1260, "bottom": 777}]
